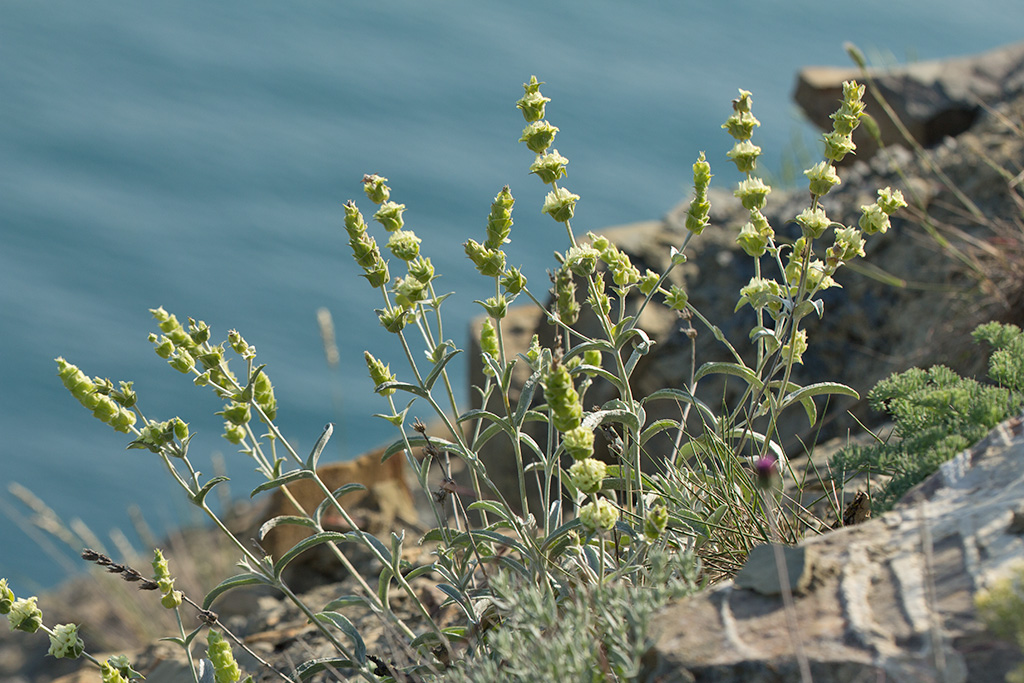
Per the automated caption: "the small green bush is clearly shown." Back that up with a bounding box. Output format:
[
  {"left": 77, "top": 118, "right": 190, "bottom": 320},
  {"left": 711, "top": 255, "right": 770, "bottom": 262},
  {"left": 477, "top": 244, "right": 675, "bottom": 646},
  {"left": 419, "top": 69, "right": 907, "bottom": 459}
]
[{"left": 830, "top": 322, "right": 1024, "bottom": 512}]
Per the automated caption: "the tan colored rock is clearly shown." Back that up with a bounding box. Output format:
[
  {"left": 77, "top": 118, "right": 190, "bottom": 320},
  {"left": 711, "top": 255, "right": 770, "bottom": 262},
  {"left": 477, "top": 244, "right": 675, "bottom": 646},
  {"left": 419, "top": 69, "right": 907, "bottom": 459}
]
[
  {"left": 258, "top": 444, "right": 420, "bottom": 589},
  {"left": 794, "top": 41, "right": 1024, "bottom": 162}
]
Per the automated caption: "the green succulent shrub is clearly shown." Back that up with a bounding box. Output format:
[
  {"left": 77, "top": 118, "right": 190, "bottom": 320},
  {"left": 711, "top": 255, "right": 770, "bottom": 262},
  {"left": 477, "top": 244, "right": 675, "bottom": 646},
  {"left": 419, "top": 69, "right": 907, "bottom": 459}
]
[
  {"left": 830, "top": 321, "right": 1024, "bottom": 513},
  {"left": 4, "top": 75, "right": 912, "bottom": 682}
]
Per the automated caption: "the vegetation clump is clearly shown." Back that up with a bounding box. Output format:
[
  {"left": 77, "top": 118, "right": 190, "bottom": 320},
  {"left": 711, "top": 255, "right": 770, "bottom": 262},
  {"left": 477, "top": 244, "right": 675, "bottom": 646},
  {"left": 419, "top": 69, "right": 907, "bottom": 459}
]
[
  {"left": 830, "top": 322, "right": 1024, "bottom": 512},
  {"left": 3, "top": 75, "right": 927, "bottom": 682}
]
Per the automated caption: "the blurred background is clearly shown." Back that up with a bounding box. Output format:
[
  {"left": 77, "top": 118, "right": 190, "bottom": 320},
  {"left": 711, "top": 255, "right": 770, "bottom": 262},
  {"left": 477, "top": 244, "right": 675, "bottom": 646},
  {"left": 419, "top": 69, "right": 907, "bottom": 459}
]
[{"left": 3, "top": 0, "right": 1022, "bottom": 590}]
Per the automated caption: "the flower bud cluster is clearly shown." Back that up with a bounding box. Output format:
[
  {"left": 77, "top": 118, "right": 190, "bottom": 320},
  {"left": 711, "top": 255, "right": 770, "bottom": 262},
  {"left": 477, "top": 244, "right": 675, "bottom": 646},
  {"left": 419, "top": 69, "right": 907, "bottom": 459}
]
[
  {"left": 685, "top": 153, "right": 713, "bottom": 234},
  {"left": 252, "top": 371, "right": 277, "bottom": 420},
  {"left": 722, "top": 90, "right": 760, "bottom": 141},
  {"left": 151, "top": 549, "right": 182, "bottom": 609},
  {"left": 386, "top": 230, "right": 421, "bottom": 262},
  {"left": 823, "top": 81, "right": 866, "bottom": 162},
  {"left": 464, "top": 239, "right": 506, "bottom": 278},
  {"left": 644, "top": 504, "right": 669, "bottom": 542},
  {"left": 664, "top": 284, "right": 689, "bottom": 311},
  {"left": 100, "top": 656, "right": 141, "bottom": 683},
  {"left": 568, "top": 457, "right": 605, "bottom": 493},
  {"left": 227, "top": 330, "right": 255, "bottom": 360},
  {"left": 0, "top": 578, "right": 13, "bottom": 614},
  {"left": 7, "top": 594, "right": 42, "bottom": 633},
  {"left": 858, "top": 186, "right": 907, "bottom": 235},
  {"left": 736, "top": 210, "right": 774, "bottom": 258},
  {"left": 785, "top": 240, "right": 838, "bottom": 294},
  {"left": 736, "top": 277, "right": 785, "bottom": 317},
  {"left": 518, "top": 77, "right": 582, "bottom": 226},
  {"left": 794, "top": 206, "right": 832, "bottom": 240},
  {"left": 541, "top": 186, "right": 580, "bottom": 223},
  {"left": 48, "top": 622, "right": 85, "bottom": 659},
  {"left": 579, "top": 497, "right": 619, "bottom": 531},
  {"left": 734, "top": 177, "right": 771, "bottom": 211},
  {"left": 362, "top": 174, "right": 390, "bottom": 204},
  {"left": 149, "top": 308, "right": 244, "bottom": 399},
  {"left": 639, "top": 269, "right": 661, "bottom": 296},
  {"left": 826, "top": 226, "right": 867, "bottom": 268},
  {"left": 1, "top": 579, "right": 44, "bottom": 636},
  {"left": 501, "top": 266, "right": 526, "bottom": 295},
  {"left": 587, "top": 273, "right": 611, "bottom": 317},
  {"left": 207, "top": 629, "right": 243, "bottom": 683},
  {"left": 587, "top": 232, "right": 640, "bottom": 288},
  {"left": 564, "top": 244, "right": 600, "bottom": 277},
  {"left": 345, "top": 200, "right": 390, "bottom": 289},
  {"left": 563, "top": 425, "right": 595, "bottom": 460},
  {"left": 479, "top": 318, "right": 499, "bottom": 377},
  {"left": 804, "top": 161, "right": 841, "bottom": 197},
  {"left": 56, "top": 358, "right": 137, "bottom": 433},
  {"left": 544, "top": 363, "right": 583, "bottom": 432},
  {"left": 782, "top": 328, "right": 809, "bottom": 365},
  {"left": 485, "top": 186, "right": 514, "bottom": 249},
  {"left": 516, "top": 76, "right": 550, "bottom": 122},
  {"left": 129, "top": 417, "right": 189, "bottom": 455},
  {"left": 364, "top": 351, "right": 397, "bottom": 395},
  {"left": 374, "top": 201, "right": 406, "bottom": 232},
  {"left": 553, "top": 265, "right": 579, "bottom": 325}
]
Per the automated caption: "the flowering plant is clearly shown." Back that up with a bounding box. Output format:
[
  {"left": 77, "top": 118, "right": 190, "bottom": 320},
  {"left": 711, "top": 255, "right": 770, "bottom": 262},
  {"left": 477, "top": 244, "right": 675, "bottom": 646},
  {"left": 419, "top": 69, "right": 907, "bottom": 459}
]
[{"left": 10, "top": 75, "right": 907, "bottom": 681}]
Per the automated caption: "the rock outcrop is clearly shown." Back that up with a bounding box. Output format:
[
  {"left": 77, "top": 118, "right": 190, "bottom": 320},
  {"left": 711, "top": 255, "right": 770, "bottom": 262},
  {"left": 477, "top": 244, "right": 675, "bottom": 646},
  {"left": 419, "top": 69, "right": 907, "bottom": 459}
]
[
  {"left": 794, "top": 41, "right": 1024, "bottom": 162},
  {"left": 644, "top": 411, "right": 1024, "bottom": 682}
]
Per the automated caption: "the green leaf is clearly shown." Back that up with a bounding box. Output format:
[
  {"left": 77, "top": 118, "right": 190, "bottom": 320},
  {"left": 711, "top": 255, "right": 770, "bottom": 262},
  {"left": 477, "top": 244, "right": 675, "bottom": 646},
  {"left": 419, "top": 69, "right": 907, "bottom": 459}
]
[
  {"left": 623, "top": 329, "right": 654, "bottom": 377},
  {"left": 259, "top": 515, "right": 318, "bottom": 540},
  {"left": 250, "top": 470, "right": 313, "bottom": 498},
  {"left": 315, "top": 612, "right": 366, "bottom": 665},
  {"left": 202, "top": 573, "right": 271, "bottom": 610},
  {"left": 295, "top": 658, "right": 356, "bottom": 681},
  {"left": 305, "top": 423, "right": 334, "bottom": 470},
  {"left": 694, "top": 361, "right": 761, "bottom": 390},
  {"left": 390, "top": 530, "right": 405, "bottom": 572},
  {"left": 581, "top": 407, "right": 641, "bottom": 433},
  {"left": 512, "top": 369, "right": 542, "bottom": 429},
  {"left": 376, "top": 380, "right": 429, "bottom": 400},
  {"left": 378, "top": 566, "right": 393, "bottom": 606},
  {"left": 403, "top": 564, "right": 437, "bottom": 581},
  {"left": 467, "top": 500, "right": 514, "bottom": 523},
  {"left": 191, "top": 476, "right": 230, "bottom": 507},
  {"left": 496, "top": 555, "right": 532, "bottom": 577},
  {"left": 273, "top": 531, "right": 349, "bottom": 579},
  {"left": 640, "top": 418, "right": 682, "bottom": 446},
  {"left": 458, "top": 528, "right": 529, "bottom": 555},
  {"left": 323, "top": 595, "right": 381, "bottom": 613},
  {"left": 313, "top": 483, "right": 368, "bottom": 524},
  {"left": 424, "top": 348, "right": 462, "bottom": 391},
  {"left": 642, "top": 387, "right": 719, "bottom": 426}
]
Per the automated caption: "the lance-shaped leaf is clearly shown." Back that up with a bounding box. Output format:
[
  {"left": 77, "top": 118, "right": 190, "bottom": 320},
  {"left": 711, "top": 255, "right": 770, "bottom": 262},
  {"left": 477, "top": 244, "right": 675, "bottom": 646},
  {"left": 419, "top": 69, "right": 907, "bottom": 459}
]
[
  {"left": 314, "top": 611, "right": 366, "bottom": 665},
  {"left": 295, "top": 658, "right": 357, "bottom": 681},
  {"left": 259, "top": 515, "right": 318, "bottom": 540},
  {"left": 250, "top": 470, "right": 312, "bottom": 498},
  {"left": 424, "top": 347, "right": 462, "bottom": 391},
  {"left": 203, "top": 572, "right": 272, "bottom": 610},
  {"left": 305, "top": 423, "right": 334, "bottom": 470},
  {"left": 273, "top": 531, "right": 349, "bottom": 579},
  {"left": 191, "top": 476, "right": 230, "bottom": 507}
]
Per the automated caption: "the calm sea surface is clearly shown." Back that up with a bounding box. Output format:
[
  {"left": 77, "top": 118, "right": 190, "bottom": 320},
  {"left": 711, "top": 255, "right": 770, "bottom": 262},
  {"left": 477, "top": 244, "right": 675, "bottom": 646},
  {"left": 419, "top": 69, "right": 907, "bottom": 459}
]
[{"left": 2, "top": 1, "right": 1022, "bottom": 589}]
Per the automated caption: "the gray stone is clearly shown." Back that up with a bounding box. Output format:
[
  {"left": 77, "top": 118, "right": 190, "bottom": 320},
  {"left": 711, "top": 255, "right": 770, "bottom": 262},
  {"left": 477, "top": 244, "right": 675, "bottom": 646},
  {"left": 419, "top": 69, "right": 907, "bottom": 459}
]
[
  {"left": 733, "top": 544, "right": 815, "bottom": 597},
  {"left": 646, "top": 412, "right": 1024, "bottom": 682}
]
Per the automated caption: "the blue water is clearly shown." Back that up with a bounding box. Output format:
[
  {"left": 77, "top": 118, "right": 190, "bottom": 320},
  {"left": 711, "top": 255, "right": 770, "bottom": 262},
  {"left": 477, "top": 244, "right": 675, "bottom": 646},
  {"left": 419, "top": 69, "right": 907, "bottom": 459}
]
[{"left": 2, "top": 0, "right": 1022, "bottom": 590}]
